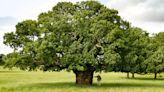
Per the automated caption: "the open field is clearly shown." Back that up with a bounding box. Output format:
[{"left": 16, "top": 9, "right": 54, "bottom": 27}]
[{"left": 0, "top": 67, "right": 164, "bottom": 92}]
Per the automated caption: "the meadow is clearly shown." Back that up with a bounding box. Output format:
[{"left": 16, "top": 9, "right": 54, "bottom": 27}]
[{"left": 0, "top": 67, "right": 164, "bottom": 92}]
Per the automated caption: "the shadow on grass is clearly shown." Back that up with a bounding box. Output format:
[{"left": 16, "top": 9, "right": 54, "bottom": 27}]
[
  {"left": 120, "top": 77, "right": 164, "bottom": 80},
  {"left": 24, "top": 82, "right": 164, "bottom": 89},
  {"left": 0, "top": 71, "right": 21, "bottom": 73},
  {"left": 133, "top": 77, "right": 164, "bottom": 80}
]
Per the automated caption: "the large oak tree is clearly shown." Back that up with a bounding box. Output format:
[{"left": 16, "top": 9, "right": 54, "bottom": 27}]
[{"left": 3, "top": 1, "right": 129, "bottom": 85}]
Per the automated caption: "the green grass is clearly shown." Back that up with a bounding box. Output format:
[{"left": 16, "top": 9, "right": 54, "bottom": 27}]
[{"left": 0, "top": 67, "right": 164, "bottom": 92}]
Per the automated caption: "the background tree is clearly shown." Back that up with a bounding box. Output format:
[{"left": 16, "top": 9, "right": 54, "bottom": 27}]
[
  {"left": 145, "top": 32, "right": 164, "bottom": 79},
  {"left": 0, "top": 54, "right": 5, "bottom": 65},
  {"left": 3, "top": 1, "right": 130, "bottom": 85},
  {"left": 145, "top": 46, "right": 164, "bottom": 79},
  {"left": 124, "top": 27, "right": 149, "bottom": 78},
  {"left": 112, "top": 27, "right": 149, "bottom": 78}
]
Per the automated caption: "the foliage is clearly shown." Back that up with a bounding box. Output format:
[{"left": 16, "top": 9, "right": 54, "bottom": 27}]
[
  {"left": 145, "top": 32, "right": 164, "bottom": 78},
  {"left": 120, "top": 28, "right": 149, "bottom": 74},
  {"left": 3, "top": 1, "right": 129, "bottom": 73},
  {"left": 145, "top": 46, "right": 164, "bottom": 74},
  {"left": 3, "top": 20, "right": 40, "bottom": 52}
]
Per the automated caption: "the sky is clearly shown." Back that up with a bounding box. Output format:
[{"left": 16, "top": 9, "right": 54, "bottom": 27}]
[{"left": 0, "top": 0, "right": 164, "bottom": 54}]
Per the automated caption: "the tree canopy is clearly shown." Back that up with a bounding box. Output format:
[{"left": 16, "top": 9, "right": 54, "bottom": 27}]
[{"left": 3, "top": 1, "right": 130, "bottom": 85}]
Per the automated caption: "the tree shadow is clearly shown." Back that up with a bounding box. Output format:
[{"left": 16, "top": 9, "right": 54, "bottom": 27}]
[
  {"left": 0, "top": 71, "right": 20, "bottom": 73},
  {"left": 24, "top": 82, "right": 164, "bottom": 89},
  {"left": 99, "top": 83, "right": 164, "bottom": 88},
  {"left": 133, "top": 77, "right": 164, "bottom": 80},
  {"left": 120, "top": 76, "right": 164, "bottom": 80}
]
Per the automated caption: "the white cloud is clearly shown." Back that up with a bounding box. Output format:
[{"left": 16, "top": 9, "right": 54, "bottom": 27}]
[
  {"left": 0, "top": 26, "right": 15, "bottom": 54},
  {"left": 0, "top": 16, "right": 17, "bottom": 26},
  {"left": 106, "top": 0, "right": 164, "bottom": 33}
]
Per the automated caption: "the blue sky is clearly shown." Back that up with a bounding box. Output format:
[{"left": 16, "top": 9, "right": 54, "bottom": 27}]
[{"left": 0, "top": 0, "right": 164, "bottom": 54}]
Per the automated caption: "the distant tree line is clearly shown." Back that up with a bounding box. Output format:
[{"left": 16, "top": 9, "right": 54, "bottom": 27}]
[{"left": 2, "top": 1, "right": 164, "bottom": 85}]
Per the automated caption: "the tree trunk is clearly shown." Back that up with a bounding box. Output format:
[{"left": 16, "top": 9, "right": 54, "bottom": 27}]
[
  {"left": 132, "top": 72, "right": 135, "bottom": 78},
  {"left": 127, "top": 72, "right": 129, "bottom": 78},
  {"left": 73, "top": 69, "right": 94, "bottom": 85},
  {"left": 154, "top": 72, "right": 157, "bottom": 79}
]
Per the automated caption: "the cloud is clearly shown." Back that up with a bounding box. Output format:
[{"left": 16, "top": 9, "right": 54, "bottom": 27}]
[
  {"left": 0, "top": 26, "right": 14, "bottom": 54},
  {"left": 107, "top": 0, "right": 164, "bottom": 23},
  {"left": 106, "top": 0, "right": 164, "bottom": 33},
  {"left": 0, "top": 43, "right": 13, "bottom": 54},
  {"left": 0, "top": 16, "right": 17, "bottom": 26},
  {"left": 108, "top": 0, "right": 146, "bottom": 10}
]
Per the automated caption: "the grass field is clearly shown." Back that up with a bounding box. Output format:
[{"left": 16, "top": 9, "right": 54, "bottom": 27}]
[{"left": 0, "top": 67, "right": 164, "bottom": 92}]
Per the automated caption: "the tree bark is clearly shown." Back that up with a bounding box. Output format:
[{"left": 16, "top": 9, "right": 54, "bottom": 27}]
[
  {"left": 132, "top": 72, "right": 135, "bottom": 78},
  {"left": 127, "top": 72, "right": 129, "bottom": 78},
  {"left": 154, "top": 72, "right": 157, "bottom": 79},
  {"left": 73, "top": 69, "right": 94, "bottom": 85}
]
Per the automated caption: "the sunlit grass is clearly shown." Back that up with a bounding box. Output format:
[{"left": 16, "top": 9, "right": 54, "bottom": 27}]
[{"left": 0, "top": 67, "right": 164, "bottom": 92}]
